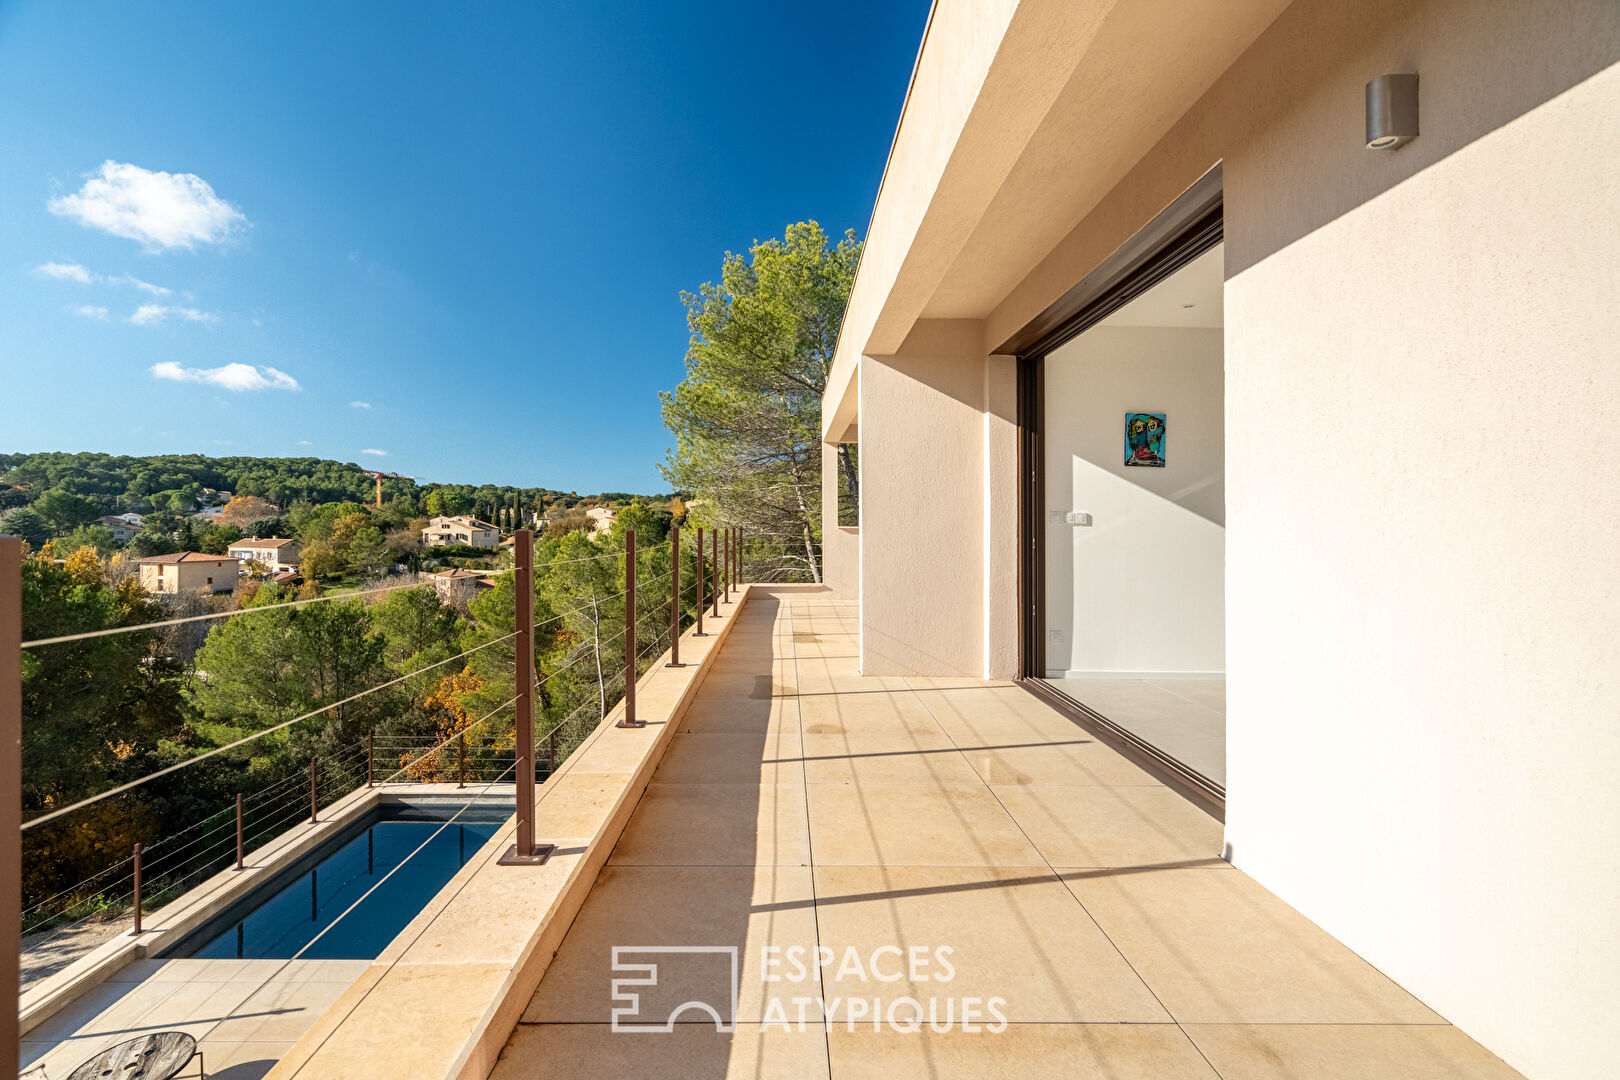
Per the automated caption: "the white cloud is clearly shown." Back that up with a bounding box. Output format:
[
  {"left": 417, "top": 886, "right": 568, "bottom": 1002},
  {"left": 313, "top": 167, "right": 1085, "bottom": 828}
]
[
  {"left": 34, "top": 262, "right": 93, "bottom": 283},
  {"left": 296, "top": 440, "right": 313, "bottom": 446},
  {"left": 49, "top": 161, "right": 248, "bottom": 251},
  {"left": 360, "top": 448, "right": 388, "bottom": 456},
  {"left": 111, "top": 274, "right": 171, "bottom": 296},
  {"left": 149, "top": 361, "right": 299, "bottom": 392},
  {"left": 348, "top": 400, "right": 371, "bottom": 409},
  {"left": 130, "top": 304, "right": 218, "bottom": 327},
  {"left": 70, "top": 304, "right": 108, "bottom": 319}
]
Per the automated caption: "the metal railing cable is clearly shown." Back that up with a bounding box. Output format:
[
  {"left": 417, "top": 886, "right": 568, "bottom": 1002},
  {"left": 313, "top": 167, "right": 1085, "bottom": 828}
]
[
  {"left": 21, "top": 631, "right": 517, "bottom": 831},
  {"left": 19, "top": 546, "right": 660, "bottom": 651},
  {"left": 19, "top": 576, "right": 439, "bottom": 650}
]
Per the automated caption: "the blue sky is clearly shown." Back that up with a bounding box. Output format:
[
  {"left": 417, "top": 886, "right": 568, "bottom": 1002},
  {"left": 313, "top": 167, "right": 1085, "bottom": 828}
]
[{"left": 0, "top": 1, "right": 926, "bottom": 493}]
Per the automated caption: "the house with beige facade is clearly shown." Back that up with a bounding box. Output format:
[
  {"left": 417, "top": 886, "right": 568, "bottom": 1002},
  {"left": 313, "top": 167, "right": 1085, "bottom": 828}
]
[
  {"left": 136, "top": 552, "right": 238, "bottom": 595},
  {"left": 226, "top": 537, "right": 301, "bottom": 574},
  {"left": 819, "top": 3, "right": 1618, "bottom": 1078},
  {"left": 421, "top": 515, "right": 499, "bottom": 548},
  {"left": 94, "top": 516, "right": 138, "bottom": 544}
]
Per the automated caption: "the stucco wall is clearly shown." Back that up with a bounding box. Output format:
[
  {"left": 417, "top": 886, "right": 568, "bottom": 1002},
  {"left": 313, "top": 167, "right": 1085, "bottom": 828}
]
[
  {"left": 820, "top": 440, "right": 860, "bottom": 596},
  {"left": 1043, "top": 323, "right": 1224, "bottom": 677},
  {"left": 978, "top": 2, "right": 1620, "bottom": 1076},
  {"left": 860, "top": 320, "right": 988, "bottom": 675}
]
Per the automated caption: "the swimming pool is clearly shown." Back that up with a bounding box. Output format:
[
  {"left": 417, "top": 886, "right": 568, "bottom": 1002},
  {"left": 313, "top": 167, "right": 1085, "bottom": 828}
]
[{"left": 166, "top": 799, "right": 510, "bottom": 960}]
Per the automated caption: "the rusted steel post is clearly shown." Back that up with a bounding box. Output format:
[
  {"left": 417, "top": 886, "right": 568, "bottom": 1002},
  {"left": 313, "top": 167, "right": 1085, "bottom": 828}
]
[
  {"left": 131, "top": 842, "right": 143, "bottom": 935},
  {"left": 309, "top": 757, "right": 318, "bottom": 824},
  {"left": 666, "top": 525, "right": 683, "bottom": 667},
  {"left": 618, "top": 530, "right": 644, "bottom": 728},
  {"left": 2, "top": 536, "right": 21, "bottom": 1068},
  {"left": 711, "top": 529, "right": 721, "bottom": 618},
  {"left": 458, "top": 732, "right": 467, "bottom": 789},
  {"left": 694, "top": 527, "right": 706, "bottom": 636},
  {"left": 499, "top": 530, "right": 550, "bottom": 864},
  {"left": 235, "top": 793, "right": 244, "bottom": 871},
  {"left": 367, "top": 731, "right": 374, "bottom": 788},
  {"left": 723, "top": 526, "right": 730, "bottom": 603}
]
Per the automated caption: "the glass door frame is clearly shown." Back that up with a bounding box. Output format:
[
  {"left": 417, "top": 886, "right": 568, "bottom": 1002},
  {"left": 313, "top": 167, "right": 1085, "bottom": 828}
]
[{"left": 1004, "top": 167, "right": 1226, "bottom": 816}]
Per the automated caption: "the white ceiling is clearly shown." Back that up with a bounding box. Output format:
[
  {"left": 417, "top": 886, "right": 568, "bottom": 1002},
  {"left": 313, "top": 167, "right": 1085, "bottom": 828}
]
[{"left": 1098, "top": 243, "right": 1225, "bottom": 329}]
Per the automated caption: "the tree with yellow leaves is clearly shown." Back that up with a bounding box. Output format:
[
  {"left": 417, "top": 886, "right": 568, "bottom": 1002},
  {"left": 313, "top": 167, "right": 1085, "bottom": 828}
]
[{"left": 63, "top": 545, "right": 105, "bottom": 588}]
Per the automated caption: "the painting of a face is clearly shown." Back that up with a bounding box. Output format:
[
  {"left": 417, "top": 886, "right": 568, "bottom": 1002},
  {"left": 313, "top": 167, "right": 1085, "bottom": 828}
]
[{"left": 1124, "top": 412, "right": 1166, "bottom": 467}]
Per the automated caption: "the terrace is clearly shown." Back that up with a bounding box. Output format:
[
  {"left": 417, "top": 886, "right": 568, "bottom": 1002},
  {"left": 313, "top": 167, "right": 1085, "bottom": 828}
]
[{"left": 9, "top": 564, "right": 1524, "bottom": 1078}]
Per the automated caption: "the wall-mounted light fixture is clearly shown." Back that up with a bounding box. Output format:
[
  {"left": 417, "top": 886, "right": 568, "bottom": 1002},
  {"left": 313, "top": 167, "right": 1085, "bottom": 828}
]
[{"left": 1366, "top": 73, "right": 1419, "bottom": 150}]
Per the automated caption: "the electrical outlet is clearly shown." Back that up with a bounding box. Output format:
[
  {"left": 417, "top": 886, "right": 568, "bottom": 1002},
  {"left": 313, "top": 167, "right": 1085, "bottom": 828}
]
[{"left": 1047, "top": 628, "right": 1064, "bottom": 643}]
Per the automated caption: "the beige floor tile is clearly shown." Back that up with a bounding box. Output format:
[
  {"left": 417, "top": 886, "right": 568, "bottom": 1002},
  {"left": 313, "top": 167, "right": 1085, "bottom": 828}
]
[
  {"left": 653, "top": 730, "right": 804, "bottom": 785},
  {"left": 915, "top": 690, "right": 1092, "bottom": 745},
  {"left": 680, "top": 694, "right": 798, "bottom": 735},
  {"left": 204, "top": 977, "right": 357, "bottom": 1043},
  {"left": 495, "top": 1022, "right": 830, "bottom": 1079},
  {"left": 958, "top": 738, "right": 1158, "bottom": 787},
  {"left": 612, "top": 783, "right": 811, "bottom": 867},
  {"left": 812, "top": 866, "right": 1168, "bottom": 1023},
  {"left": 522, "top": 866, "right": 822, "bottom": 1023},
  {"left": 196, "top": 1040, "right": 290, "bottom": 1079},
  {"left": 990, "top": 785, "right": 1225, "bottom": 867},
  {"left": 1184, "top": 1023, "right": 1527, "bottom": 1079},
  {"left": 696, "top": 672, "right": 797, "bottom": 702},
  {"left": 801, "top": 736, "right": 984, "bottom": 788},
  {"left": 805, "top": 784, "right": 1043, "bottom": 867},
  {"left": 826, "top": 1023, "right": 1217, "bottom": 1079},
  {"left": 1062, "top": 867, "right": 1444, "bottom": 1023},
  {"left": 796, "top": 691, "right": 949, "bottom": 740}
]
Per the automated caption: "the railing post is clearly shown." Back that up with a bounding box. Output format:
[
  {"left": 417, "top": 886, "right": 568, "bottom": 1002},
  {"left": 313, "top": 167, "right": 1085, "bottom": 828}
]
[
  {"left": 711, "top": 528, "right": 721, "bottom": 618},
  {"left": 2, "top": 535, "right": 21, "bottom": 1071},
  {"left": 693, "top": 526, "right": 706, "bottom": 636},
  {"left": 235, "top": 793, "right": 244, "bottom": 871},
  {"left": 309, "top": 756, "right": 318, "bottom": 825},
  {"left": 131, "top": 842, "right": 143, "bottom": 935},
  {"left": 458, "top": 732, "right": 466, "bottom": 789},
  {"left": 618, "top": 530, "right": 644, "bottom": 728},
  {"left": 666, "top": 525, "right": 683, "bottom": 667},
  {"left": 367, "top": 731, "right": 374, "bottom": 789},
  {"left": 500, "top": 529, "right": 552, "bottom": 864},
  {"left": 723, "top": 526, "right": 730, "bottom": 603}
]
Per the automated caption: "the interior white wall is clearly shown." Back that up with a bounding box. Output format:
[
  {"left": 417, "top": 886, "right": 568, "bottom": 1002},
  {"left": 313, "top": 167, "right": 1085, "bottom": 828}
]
[{"left": 1043, "top": 323, "right": 1225, "bottom": 676}]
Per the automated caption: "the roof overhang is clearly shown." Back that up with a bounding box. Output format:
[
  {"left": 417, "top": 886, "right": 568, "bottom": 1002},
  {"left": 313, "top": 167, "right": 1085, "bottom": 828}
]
[{"left": 823, "top": 0, "right": 1290, "bottom": 438}]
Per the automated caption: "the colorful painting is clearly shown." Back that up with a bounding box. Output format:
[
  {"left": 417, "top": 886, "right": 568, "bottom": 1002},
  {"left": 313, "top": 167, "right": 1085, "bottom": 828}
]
[{"left": 1124, "top": 412, "right": 1166, "bottom": 467}]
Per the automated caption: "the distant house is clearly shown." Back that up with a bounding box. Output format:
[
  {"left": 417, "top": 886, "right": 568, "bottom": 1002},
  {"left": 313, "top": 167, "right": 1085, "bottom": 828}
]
[
  {"left": 421, "top": 515, "right": 499, "bottom": 548},
  {"left": 199, "top": 488, "right": 233, "bottom": 507},
  {"left": 96, "top": 515, "right": 139, "bottom": 543},
  {"left": 585, "top": 506, "right": 617, "bottom": 537},
  {"left": 228, "top": 537, "right": 302, "bottom": 574},
  {"left": 428, "top": 567, "right": 482, "bottom": 604},
  {"left": 137, "top": 552, "right": 239, "bottom": 595},
  {"left": 113, "top": 512, "right": 144, "bottom": 527}
]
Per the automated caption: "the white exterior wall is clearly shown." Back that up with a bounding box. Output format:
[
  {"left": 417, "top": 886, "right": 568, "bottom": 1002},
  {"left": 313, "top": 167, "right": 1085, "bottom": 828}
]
[{"left": 824, "top": 0, "right": 1620, "bottom": 1074}]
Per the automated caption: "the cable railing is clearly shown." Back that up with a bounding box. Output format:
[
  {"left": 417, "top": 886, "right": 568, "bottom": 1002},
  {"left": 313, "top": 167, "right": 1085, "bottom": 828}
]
[{"left": 5, "top": 524, "right": 749, "bottom": 1009}]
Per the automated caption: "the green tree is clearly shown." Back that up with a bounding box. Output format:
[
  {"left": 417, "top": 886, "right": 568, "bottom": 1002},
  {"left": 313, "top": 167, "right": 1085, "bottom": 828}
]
[
  {"left": 373, "top": 586, "right": 463, "bottom": 668},
  {"left": 61, "top": 523, "right": 119, "bottom": 555},
  {"left": 0, "top": 506, "right": 51, "bottom": 548},
  {"left": 660, "top": 221, "right": 860, "bottom": 582},
  {"left": 33, "top": 487, "right": 103, "bottom": 534},
  {"left": 299, "top": 539, "right": 344, "bottom": 581},
  {"left": 191, "top": 591, "right": 393, "bottom": 754},
  {"left": 349, "top": 526, "right": 390, "bottom": 578},
  {"left": 200, "top": 524, "right": 244, "bottom": 554}
]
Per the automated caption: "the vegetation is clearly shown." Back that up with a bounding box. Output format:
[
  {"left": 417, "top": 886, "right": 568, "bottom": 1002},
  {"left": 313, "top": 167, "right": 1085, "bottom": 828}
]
[
  {"left": 660, "top": 221, "right": 860, "bottom": 582},
  {"left": 16, "top": 500, "right": 692, "bottom": 942}
]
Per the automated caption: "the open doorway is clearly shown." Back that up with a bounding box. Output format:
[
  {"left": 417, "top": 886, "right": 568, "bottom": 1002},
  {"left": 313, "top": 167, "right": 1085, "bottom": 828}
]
[{"left": 1035, "top": 242, "right": 1226, "bottom": 788}]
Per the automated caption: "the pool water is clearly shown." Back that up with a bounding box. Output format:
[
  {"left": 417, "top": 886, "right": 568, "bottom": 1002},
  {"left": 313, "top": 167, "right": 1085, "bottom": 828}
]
[{"left": 171, "top": 801, "right": 508, "bottom": 960}]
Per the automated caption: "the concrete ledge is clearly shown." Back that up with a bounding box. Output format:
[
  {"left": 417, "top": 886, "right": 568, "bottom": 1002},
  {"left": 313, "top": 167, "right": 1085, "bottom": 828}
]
[
  {"left": 18, "top": 781, "right": 471, "bottom": 1036},
  {"left": 264, "top": 585, "right": 758, "bottom": 1080}
]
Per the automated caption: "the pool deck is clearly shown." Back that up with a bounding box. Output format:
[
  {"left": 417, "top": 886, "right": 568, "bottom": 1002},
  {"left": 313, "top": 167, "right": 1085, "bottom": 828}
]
[
  {"left": 18, "top": 784, "right": 509, "bottom": 1080},
  {"left": 20, "top": 957, "right": 370, "bottom": 1079}
]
